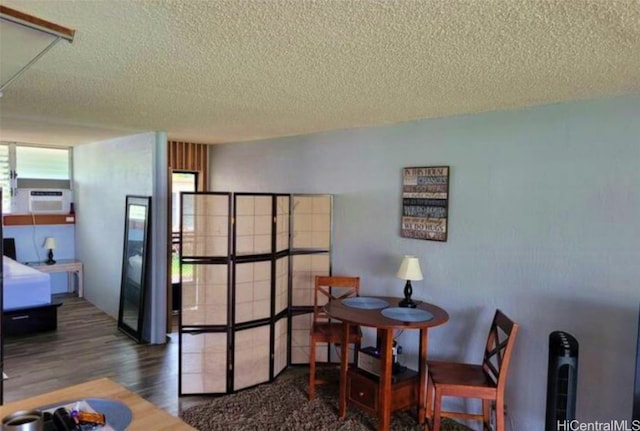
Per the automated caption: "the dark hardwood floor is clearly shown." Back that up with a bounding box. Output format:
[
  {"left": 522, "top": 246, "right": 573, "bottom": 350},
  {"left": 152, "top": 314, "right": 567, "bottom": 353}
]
[{"left": 2, "top": 293, "right": 209, "bottom": 416}]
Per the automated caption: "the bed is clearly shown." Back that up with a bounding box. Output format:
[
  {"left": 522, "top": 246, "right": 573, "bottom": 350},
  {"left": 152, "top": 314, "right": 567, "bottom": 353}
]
[
  {"left": 2, "top": 239, "right": 61, "bottom": 336},
  {"left": 4, "top": 256, "right": 52, "bottom": 310}
]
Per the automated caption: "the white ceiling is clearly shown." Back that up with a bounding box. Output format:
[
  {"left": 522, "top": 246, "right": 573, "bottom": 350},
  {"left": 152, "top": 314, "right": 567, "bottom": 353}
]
[{"left": 0, "top": 0, "right": 639, "bottom": 147}]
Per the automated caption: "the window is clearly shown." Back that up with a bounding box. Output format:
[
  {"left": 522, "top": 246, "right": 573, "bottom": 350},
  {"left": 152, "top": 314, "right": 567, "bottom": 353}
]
[
  {"left": 0, "top": 143, "right": 72, "bottom": 213},
  {"left": 16, "top": 146, "right": 70, "bottom": 180},
  {"left": 0, "top": 145, "right": 10, "bottom": 212}
]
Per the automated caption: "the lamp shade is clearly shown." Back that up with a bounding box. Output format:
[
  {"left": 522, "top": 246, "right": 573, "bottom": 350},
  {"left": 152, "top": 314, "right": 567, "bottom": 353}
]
[
  {"left": 43, "top": 237, "right": 56, "bottom": 250},
  {"left": 396, "top": 255, "right": 423, "bottom": 281}
]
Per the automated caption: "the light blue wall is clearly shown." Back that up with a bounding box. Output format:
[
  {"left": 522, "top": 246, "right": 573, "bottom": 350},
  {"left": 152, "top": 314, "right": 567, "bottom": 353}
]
[
  {"left": 209, "top": 96, "right": 640, "bottom": 428},
  {"left": 4, "top": 224, "right": 75, "bottom": 294}
]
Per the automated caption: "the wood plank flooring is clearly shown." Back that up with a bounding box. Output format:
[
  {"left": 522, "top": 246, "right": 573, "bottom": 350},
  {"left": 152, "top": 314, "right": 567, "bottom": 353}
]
[{"left": 2, "top": 293, "right": 209, "bottom": 416}]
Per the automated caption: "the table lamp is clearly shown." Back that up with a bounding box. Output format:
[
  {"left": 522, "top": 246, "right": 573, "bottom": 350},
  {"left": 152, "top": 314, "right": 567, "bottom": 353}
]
[
  {"left": 396, "top": 255, "right": 423, "bottom": 308},
  {"left": 44, "top": 237, "right": 56, "bottom": 265}
]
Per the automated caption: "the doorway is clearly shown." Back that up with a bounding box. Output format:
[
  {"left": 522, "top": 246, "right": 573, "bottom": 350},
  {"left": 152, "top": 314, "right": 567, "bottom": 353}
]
[{"left": 170, "top": 171, "right": 198, "bottom": 316}]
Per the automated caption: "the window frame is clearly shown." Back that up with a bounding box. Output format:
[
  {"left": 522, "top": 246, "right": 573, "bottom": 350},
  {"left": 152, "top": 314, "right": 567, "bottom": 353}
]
[{"left": 0, "top": 142, "right": 73, "bottom": 214}]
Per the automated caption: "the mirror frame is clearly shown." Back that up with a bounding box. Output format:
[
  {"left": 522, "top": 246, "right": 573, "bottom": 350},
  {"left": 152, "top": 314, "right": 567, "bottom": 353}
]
[
  {"left": 0, "top": 187, "right": 4, "bottom": 404},
  {"left": 117, "top": 195, "right": 151, "bottom": 343}
]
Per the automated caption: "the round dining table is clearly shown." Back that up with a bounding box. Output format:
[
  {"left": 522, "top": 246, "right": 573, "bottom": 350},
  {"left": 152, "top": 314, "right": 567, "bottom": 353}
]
[{"left": 324, "top": 296, "right": 449, "bottom": 431}]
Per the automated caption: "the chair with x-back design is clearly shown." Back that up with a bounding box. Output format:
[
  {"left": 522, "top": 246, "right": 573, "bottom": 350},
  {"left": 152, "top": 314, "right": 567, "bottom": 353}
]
[
  {"left": 308, "top": 275, "right": 362, "bottom": 401},
  {"left": 425, "top": 309, "right": 519, "bottom": 431}
]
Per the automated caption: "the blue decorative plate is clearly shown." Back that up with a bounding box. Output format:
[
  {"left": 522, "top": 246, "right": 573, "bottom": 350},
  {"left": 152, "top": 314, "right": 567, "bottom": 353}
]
[
  {"left": 84, "top": 398, "right": 132, "bottom": 431},
  {"left": 342, "top": 297, "right": 389, "bottom": 309},
  {"left": 381, "top": 307, "right": 434, "bottom": 322}
]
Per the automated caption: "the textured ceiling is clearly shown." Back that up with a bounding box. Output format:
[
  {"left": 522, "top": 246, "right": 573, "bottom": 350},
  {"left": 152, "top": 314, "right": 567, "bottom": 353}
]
[{"left": 0, "top": 0, "right": 639, "bottom": 146}]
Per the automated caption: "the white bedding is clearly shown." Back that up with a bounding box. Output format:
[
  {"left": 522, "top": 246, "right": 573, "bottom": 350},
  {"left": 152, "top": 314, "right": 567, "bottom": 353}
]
[{"left": 3, "top": 256, "right": 52, "bottom": 310}]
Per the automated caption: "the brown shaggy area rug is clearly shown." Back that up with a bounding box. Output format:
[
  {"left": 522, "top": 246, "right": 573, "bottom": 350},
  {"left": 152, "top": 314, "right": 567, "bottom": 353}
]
[{"left": 180, "top": 368, "right": 472, "bottom": 431}]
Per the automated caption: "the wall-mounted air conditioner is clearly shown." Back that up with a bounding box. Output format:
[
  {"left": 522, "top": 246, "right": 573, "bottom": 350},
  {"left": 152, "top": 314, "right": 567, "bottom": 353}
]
[{"left": 14, "top": 189, "right": 72, "bottom": 214}]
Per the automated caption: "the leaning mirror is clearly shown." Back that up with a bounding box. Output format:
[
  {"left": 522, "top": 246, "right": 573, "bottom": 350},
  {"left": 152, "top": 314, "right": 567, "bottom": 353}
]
[{"left": 118, "top": 195, "right": 151, "bottom": 343}]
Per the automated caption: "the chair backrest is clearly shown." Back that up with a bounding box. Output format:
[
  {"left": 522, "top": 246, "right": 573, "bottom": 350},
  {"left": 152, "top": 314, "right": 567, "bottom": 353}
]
[
  {"left": 313, "top": 275, "right": 360, "bottom": 323},
  {"left": 482, "top": 309, "right": 519, "bottom": 393}
]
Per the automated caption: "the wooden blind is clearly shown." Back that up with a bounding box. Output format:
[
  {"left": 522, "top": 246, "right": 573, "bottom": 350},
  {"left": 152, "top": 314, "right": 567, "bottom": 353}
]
[{"left": 168, "top": 141, "right": 209, "bottom": 190}]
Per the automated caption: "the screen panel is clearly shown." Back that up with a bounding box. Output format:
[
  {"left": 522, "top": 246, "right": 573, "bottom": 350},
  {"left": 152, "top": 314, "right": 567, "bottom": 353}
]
[
  {"left": 181, "top": 263, "right": 228, "bottom": 326},
  {"left": 291, "top": 313, "right": 313, "bottom": 364},
  {"left": 291, "top": 253, "right": 330, "bottom": 306},
  {"left": 234, "top": 325, "right": 270, "bottom": 390},
  {"left": 182, "top": 193, "right": 230, "bottom": 258},
  {"left": 276, "top": 195, "right": 290, "bottom": 253},
  {"left": 234, "top": 261, "right": 271, "bottom": 323},
  {"left": 291, "top": 195, "right": 312, "bottom": 249},
  {"left": 291, "top": 195, "right": 332, "bottom": 249},
  {"left": 274, "top": 317, "right": 288, "bottom": 375},
  {"left": 274, "top": 256, "right": 289, "bottom": 314},
  {"left": 235, "top": 195, "right": 273, "bottom": 256},
  {"left": 181, "top": 332, "right": 227, "bottom": 394}
]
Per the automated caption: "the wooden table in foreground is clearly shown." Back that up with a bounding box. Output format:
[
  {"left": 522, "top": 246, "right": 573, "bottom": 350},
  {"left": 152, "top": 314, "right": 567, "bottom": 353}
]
[
  {"left": 0, "top": 378, "right": 196, "bottom": 431},
  {"left": 325, "top": 296, "right": 449, "bottom": 431}
]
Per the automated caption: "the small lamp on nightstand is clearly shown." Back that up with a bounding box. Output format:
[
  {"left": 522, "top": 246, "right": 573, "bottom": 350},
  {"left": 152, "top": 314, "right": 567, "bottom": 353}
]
[
  {"left": 396, "top": 255, "right": 423, "bottom": 308},
  {"left": 44, "top": 237, "right": 56, "bottom": 265}
]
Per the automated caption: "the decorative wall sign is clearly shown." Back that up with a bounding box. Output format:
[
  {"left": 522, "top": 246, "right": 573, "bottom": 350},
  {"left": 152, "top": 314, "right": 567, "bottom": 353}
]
[{"left": 401, "top": 166, "right": 450, "bottom": 241}]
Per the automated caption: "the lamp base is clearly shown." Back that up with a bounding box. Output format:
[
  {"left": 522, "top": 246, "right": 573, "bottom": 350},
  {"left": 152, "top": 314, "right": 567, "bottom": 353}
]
[
  {"left": 398, "top": 298, "right": 417, "bottom": 308},
  {"left": 45, "top": 249, "right": 56, "bottom": 265},
  {"left": 398, "top": 280, "right": 417, "bottom": 308}
]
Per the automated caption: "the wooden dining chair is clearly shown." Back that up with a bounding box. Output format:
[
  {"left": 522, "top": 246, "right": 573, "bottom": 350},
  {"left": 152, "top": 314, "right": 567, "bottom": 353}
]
[
  {"left": 425, "top": 309, "right": 519, "bottom": 431},
  {"left": 308, "top": 275, "right": 362, "bottom": 401}
]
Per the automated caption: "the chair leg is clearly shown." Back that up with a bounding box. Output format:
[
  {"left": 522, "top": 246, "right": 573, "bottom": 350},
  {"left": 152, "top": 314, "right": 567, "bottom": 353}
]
[
  {"left": 308, "top": 338, "right": 316, "bottom": 401},
  {"left": 426, "top": 375, "right": 434, "bottom": 423},
  {"left": 495, "top": 400, "right": 505, "bottom": 431},
  {"left": 482, "top": 399, "right": 491, "bottom": 431},
  {"left": 432, "top": 388, "right": 442, "bottom": 431}
]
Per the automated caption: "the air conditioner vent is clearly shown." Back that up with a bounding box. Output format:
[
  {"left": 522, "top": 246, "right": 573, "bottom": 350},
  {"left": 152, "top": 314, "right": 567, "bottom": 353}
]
[{"left": 14, "top": 188, "right": 72, "bottom": 214}]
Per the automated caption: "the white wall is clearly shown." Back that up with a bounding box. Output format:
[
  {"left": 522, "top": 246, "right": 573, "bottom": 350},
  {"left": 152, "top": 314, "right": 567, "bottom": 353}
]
[
  {"left": 74, "top": 132, "right": 167, "bottom": 344},
  {"left": 209, "top": 95, "right": 640, "bottom": 429}
]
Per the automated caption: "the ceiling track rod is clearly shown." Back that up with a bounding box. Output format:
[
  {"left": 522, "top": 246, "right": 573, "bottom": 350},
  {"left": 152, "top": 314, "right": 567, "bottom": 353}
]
[
  {"left": 0, "top": 5, "right": 75, "bottom": 42},
  {"left": 0, "top": 36, "right": 62, "bottom": 93}
]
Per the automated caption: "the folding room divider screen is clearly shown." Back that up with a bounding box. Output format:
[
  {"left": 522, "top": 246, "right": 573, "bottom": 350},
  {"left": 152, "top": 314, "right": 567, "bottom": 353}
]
[{"left": 178, "top": 192, "right": 332, "bottom": 395}]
